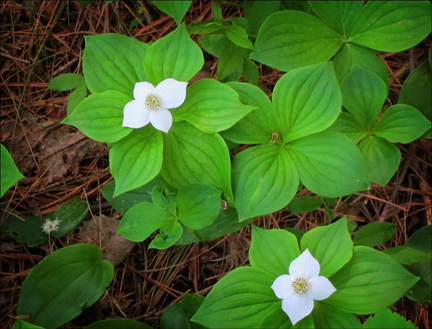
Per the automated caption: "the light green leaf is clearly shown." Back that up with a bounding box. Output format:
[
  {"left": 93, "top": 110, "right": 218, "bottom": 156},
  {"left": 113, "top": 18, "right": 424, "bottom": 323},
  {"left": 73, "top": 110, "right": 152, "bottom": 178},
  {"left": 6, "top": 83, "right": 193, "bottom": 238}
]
[
  {"left": 312, "top": 301, "right": 362, "bottom": 329},
  {"left": 326, "top": 246, "right": 419, "bottom": 314},
  {"left": 62, "top": 90, "right": 133, "bottom": 143},
  {"left": 327, "top": 112, "right": 369, "bottom": 144},
  {"left": 1, "top": 144, "right": 24, "bottom": 197},
  {"left": 224, "top": 24, "right": 253, "bottom": 49},
  {"left": 309, "top": 1, "right": 363, "bottom": 37},
  {"left": 198, "top": 34, "right": 228, "bottom": 57},
  {"left": 191, "top": 267, "right": 277, "bottom": 328},
  {"left": 172, "top": 79, "right": 255, "bottom": 134},
  {"left": 149, "top": 221, "right": 183, "bottom": 249},
  {"left": 67, "top": 84, "right": 87, "bottom": 115},
  {"left": 244, "top": 1, "right": 281, "bottom": 35},
  {"left": 301, "top": 218, "right": 353, "bottom": 277},
  {"left": 363, "top": 308, "right": 415, "bottom": 328},
  {"left": 49, "top": 198, "right": 88, "bottom": 238},
  {"left": 333, "top": 43, "right": 390, "bottom": 91},
  {"left": 399, "top": 60, "right": 432, "bottom": 121},
  {"left": 373, "top": 104, "right": 431, "bottom": 143},
  {"left": 178, "top": 184, "right": 221, "bottom": 230},
  {"left": 110, "top": 126, "right": 163, "bottom": 197},
  {"left": 358, "top": 136, "right": 401, "bottom": 186},
  {"left": 144, "top": 23, "right": 204, "bottom": 85},
  {"left": 232, "top": 144, "right": 299, "bottom": 221},
  {"left": 17, "top": 244, "right": 114, "bottom": 329},
  {"left": 249, "top": 226, "right": 300, "bottom": 277},
  {"left": 349, "top": 1, "right": 431, "bottom": 52},
  {"left": 83, "top": 34, "right": 149, "bottom": 97},
  {"left": 162, "top": 122, "right": 233, "bottom": 204},
  {"left": 217, "top": 40, "right": 250, "bottom": 80},
  {"left": 258, "top": 305, "right": 291, "bottom": 328},
  {"left": 383, "top": 246, "right": 430, "bottom": 265},
  {"left": 12, "top": 319, "right": 44, "bottom": 329},
  {"left": 85, "top": 319, "right": 152, "bottom": 329},
  {"left": 212, "top": 1, "right": 223, "bottom": 24},
  {"left": 48, "top": 73, "right": 85, "bottom": 91},
  {"left": 242, "top": 59, "right": 259, "bottom": 86},
  {"left": 353, "top": 222, "right": 397, "bottom": 247},
  {"left": 117, "top": 202, "right": 175, "bottom": 242},
  {"left": 220, "top": 82, "right": 276, "bottom": 145},
  {"left": 287, "top": 131, "right": 370, "bottom": 197},
  {"left": 153, "top": 1, "right": 191, "bottom": 25},
  {"left": 340, "top": 67, "right": 387, "bottom": 128},
  {"left": 273, "top": 62, "right": 342, "bottom": 142},
  {"left": 288, "top": 196, "right": 322, "bottom": 214},
  {"left": 250, "top": 10, "right": 343, "bottom": 72},
  {"left": 101, "top": 175, "right": 167, "bottom": 215}
]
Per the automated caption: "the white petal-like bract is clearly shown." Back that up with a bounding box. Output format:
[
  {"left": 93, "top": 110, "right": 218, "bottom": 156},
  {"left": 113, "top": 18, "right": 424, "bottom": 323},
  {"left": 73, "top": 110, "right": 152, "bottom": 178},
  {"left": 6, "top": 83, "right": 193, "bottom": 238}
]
[{"left": 123, "top": 100, "right": 150, "bottom": 129}]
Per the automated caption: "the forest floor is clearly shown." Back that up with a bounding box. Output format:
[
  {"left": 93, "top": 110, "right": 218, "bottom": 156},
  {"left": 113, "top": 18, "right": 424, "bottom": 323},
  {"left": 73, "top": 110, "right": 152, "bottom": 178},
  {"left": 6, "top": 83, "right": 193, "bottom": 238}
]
[{"left": 0, "top": 1, "right": 431, "bottom": 328}]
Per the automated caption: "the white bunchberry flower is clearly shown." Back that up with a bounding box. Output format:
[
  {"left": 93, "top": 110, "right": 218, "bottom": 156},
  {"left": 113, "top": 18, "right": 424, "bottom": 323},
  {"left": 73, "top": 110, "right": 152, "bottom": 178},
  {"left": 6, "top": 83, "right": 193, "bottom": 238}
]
[
  {"left": 42, "top": 218, "right": 60, "bottom": 234},
  {"left": 122, "top": 78, "right": 188, "bottom": 133},
  {"left": 271, "top": 249, "right": 336, "bottom": 325}
]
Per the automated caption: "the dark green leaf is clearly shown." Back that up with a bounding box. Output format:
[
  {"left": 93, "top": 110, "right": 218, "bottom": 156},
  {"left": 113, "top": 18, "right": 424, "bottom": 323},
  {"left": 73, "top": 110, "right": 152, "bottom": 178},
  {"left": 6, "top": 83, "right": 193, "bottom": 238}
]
[
  {"left": 48, "top": 73, "right": 85, "bottom": 91},
  {"left": 288, "top": 196, "right": 322, "bottom": 214},
  {"left": 353, "top": 222, "right": 397, "bottom": 247},
  {"left": 85, "top": 319, "right": 152, "bottom": 329},
  {"left": 50, "top": 198, "right": 88, "bottom": 238}
]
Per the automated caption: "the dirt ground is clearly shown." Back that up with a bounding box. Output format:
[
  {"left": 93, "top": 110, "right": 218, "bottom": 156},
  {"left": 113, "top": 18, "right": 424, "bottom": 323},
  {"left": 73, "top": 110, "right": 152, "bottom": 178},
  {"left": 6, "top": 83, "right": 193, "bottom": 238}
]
[{"left": 1, "top": 1, "right": 431, "bottom": 328}]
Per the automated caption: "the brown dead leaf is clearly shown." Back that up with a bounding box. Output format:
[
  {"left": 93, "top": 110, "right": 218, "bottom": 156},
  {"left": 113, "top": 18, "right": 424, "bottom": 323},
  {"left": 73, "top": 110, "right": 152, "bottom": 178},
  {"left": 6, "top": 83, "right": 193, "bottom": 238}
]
[{"left": 78, "top": 214, "right": 136, "bottom": 266}]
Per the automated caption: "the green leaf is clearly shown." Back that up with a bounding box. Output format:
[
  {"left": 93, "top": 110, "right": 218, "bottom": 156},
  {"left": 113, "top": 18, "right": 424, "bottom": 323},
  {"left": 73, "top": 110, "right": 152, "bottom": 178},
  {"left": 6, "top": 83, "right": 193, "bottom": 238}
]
[
  {"left": 149, "top": 221, "right": 183, "bottom": 249},
  {"left": 249, "top": 226, "right": 300, "bottom": 277},
  {"left": 353, "top": 222, "right": 397, "bottom": 247},
  {"left": 363, "top": 308, "right": 415, "bottom": 328},
  {"left": 312, "top": 301, "right": 362, "bottom": 329},
  {"left": 83, "top": 34, "right": 149, "bottom": 97},
  {"left": 349, "top": 1, "right": 431, "bottom": 52},
  {"left": 287, "top": 131, "right": 370, "bottom": 197},
  {"left": 161, "top": 122, "right": 234, "bottom": 204},
  {"left": 172, "top": 79, "right": 255, "bottom": 134},
  {"left": 217, "top": 40, "right": 250, "bottom": 80},
  {"left": 62, "top": 90, "right": 133, "bottom": 143},
  {"left": 242, "top": 59, "right": 259, "bottom": 86},
  {"left": 405, "top": 225, "right": 431, "bottom": 254},
  {"left": 17, "top": 244, "right": 114, "bottom": 329},
  {"left": 244, "top": 1, "right": 281, "bottom": 35},
  {"left": 85, "top": 319, "right": 152, "bottom": 329},
  {"left": 333, "top": 43, "right": 390, "bottom": 91},
  {"left": 258, "top": 305, "right": 291, "bottom": 328},
  {"left": 101, "top": 176, "right": 167, "bottom": 215},
  {"left": 48, "top": 73, "right": 85, "bottom": 91},
  {"left": 212, "top": 1, "right": 223, "bottom": 24},
  {"left": 161, "top": 294, "right": 205, "bottom": 329},
  {"left": 250, "top": 10, "right": 343, "bottom": 72},
  {"left": 373, "top": 104, "right": 430, "bottom": 143},
  {"left": 301, "top": 217, "right": 353, "bottom": 277},
  {"left": 273, "top": 62, "right": 342, "bottom": 142},
  {"left": 309, "top": 1, "right": 363, "bottom": 37},
  {"left": 191, "top": 267, "right": 276, "bottom": 328},
  {"left": 1, "top": 206, "right": 47, "bottom": 247},
  {"left": 326, "top": 246, "right": 419, "bottom": 314},
  {"left": 117, "top": 202, "right": 175, "bottom": 242},
  {"left": 340, "top": 67, "right": 387, "bottom": 128},
  {"left": 144, "top": 23, "right": 204, "bottom": 85},
  {"left": 358, "top": 136, "right": 401, "bottom": 186},
  {"left": 1, "top": 144, "right": 24, "bottom": 197},
  {"left": 12, "top": 319, "right": 44, "bottom": 329},
  {"left": 327, "top": 112, "right": 368, "bottom": 144},
  {"left": 399, "top": 60, "right": 432, "bottom": 121},
  {"left": 404, "top": 259, "right": 431, "bottom": 305},
  {"left": 49, "top": 198, "right": 88, "bottom": 238},
  {"left": 175, "top": 205, "right": 251, "bottom": 245},
  {"left": 153, "top": 1, "right": 191, "bottom": 25},
  {"left": 224, "top": 24, "right": 253, "bottom": 49},
  {"left": 232, "top": 144, "right": 299, "bottom": 221},
  {"left": 288, "top": 196, "right": 322, "bottom": 214},
  {"left": 151, "top": 185, "right": 178, "bottom": 215},
  {"left": 178, "top": 183, "right": 221, "bottom": 230},
  {"left": 187, "top": 21, "right": 225, "bottom": 35},
  {"left": 198, "top": 34, "right": 228, "bottom": 57},
  {"left": 383, "top": 246, "right": 430, "bottom": 265},
  {"left": 284, "top": 227, "right": 304, "bottom": 243},
  {"left": 67, "top": 84, "right": 87, "bottom": 115},
  {"left": 110, "top": 126, "right": 163, "bottom": 197},
  {"left": 220, "top": 82, "right": 276, "bottom": 145}
]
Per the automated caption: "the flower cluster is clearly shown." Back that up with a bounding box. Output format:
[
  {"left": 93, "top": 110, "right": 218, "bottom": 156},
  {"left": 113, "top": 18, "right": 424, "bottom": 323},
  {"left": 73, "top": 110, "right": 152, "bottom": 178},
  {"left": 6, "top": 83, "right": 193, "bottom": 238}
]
[{"left": 42, "top": 218, "right": 60, "bottom": 234}]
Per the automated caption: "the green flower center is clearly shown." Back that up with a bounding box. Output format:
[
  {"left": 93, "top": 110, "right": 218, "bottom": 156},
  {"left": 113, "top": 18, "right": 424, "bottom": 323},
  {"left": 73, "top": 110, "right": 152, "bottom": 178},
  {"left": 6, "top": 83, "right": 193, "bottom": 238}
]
[
  {"left": 291, "top": 277, "right": 309, "bottom": 294},
  {"left": 145, "top": 93, "right": 161, "bottom": 109}
]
